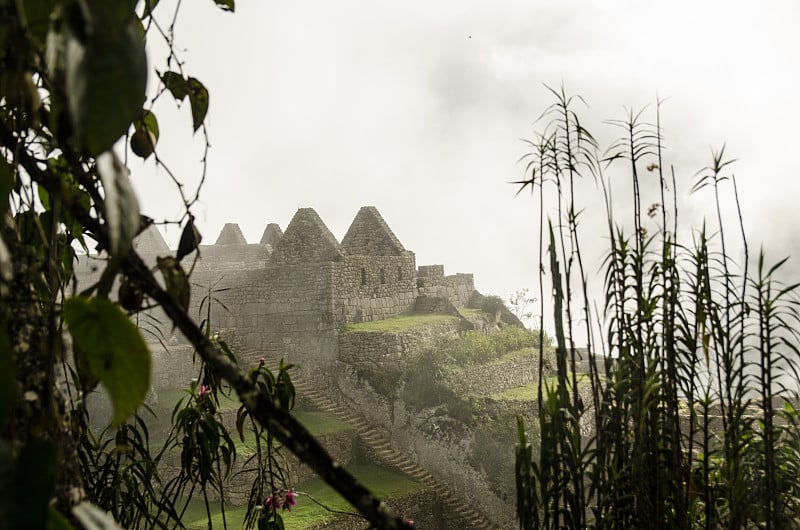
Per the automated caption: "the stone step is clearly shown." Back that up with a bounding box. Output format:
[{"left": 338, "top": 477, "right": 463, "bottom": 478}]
[{"left": 246, "top": 350, "right": 500, "bottom": 529}]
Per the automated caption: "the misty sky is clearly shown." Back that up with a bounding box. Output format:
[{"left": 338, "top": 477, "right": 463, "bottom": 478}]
[{"left": 131, "top": 1, "right": 800, "bottom": 328}]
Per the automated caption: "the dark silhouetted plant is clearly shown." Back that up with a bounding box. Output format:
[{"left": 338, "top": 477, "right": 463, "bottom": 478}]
[{"left": 515, "top": 88, "right": 800, "bottom": 529}]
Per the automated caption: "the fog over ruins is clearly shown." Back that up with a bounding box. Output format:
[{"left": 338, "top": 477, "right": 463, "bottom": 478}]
[{"left": 77, "top": 205, "right": 557, "bottom": 528}]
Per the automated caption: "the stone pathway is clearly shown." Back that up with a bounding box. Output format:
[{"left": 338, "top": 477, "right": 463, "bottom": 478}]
[{"left": 252, "top": 351, "right": 501, "bottom": 529}]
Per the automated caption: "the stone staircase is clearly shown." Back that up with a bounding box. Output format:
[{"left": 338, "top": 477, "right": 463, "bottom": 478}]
[{"left": 251, "top": 350, "right": 501, "bottom": 529}]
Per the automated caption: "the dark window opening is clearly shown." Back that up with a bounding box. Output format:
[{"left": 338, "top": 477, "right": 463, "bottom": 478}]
[
  {"left": 360, "top": 268, "right": 367, "bottom": 286},
  {"left": 380, "top": 268, "right": 386, "bottom": 285},
  {"left": 397, "top": 266, "right": 403, "bottom": 281}
]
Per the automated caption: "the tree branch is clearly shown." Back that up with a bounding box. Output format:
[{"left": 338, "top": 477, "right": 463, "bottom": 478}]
[
  {"left": 123, "top": 252, "right": 412, "bottom": 529},
  {"left": 0, "top": 119, "right": 413, "bottom": 530}
]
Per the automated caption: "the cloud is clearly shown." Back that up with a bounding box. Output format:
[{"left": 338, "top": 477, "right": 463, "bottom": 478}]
[{"left": 130, "top": 1, "right": 800, "bottom": 333}]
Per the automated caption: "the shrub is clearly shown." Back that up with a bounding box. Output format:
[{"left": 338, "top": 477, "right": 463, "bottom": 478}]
[
  {"left": 514, "top": 88, "right": 800, "bottom": 530},
  {"left": 432, "top": 326, "right": 543, "bottom": 366}
]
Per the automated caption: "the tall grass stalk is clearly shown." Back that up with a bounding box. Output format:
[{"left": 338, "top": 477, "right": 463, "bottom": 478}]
[{"left": 515, "top": 90, "right": 800, "bottom": 529}]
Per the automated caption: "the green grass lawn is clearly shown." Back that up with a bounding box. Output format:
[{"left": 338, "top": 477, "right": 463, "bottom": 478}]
[
  {"left": 486, "top": 347, "right": 538, "bottom": 365},
  {"left": 342, "top": 312, "right": 458, "bottom": 333},
  {"left": 294, "top": 410, "right": 352, "bottom": 436},
  {"left": 458, "top": 307, "right": 483, "bottom": 317},
  {"left": 229, "top": 410, "right": 352, "bottom": 455},
  {"left": 181, "top": 463, "right": 425, "bottom": 529},
  {"left": 492, "top": 374, "right": 592, "bottom": 401}
]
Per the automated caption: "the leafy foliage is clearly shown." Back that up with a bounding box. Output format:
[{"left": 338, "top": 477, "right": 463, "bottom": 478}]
[
  {"left": 431, "top": 326, "right": 547, "bottom": 365},
  {"left": 64, "top": 296, "right": 151, "bottom": 425},
  {"left": 0, "top": 2, "right": 413, "bottom": 529},
  {"left": 514, "top": 89, "right": 800, "bottom": 529}
]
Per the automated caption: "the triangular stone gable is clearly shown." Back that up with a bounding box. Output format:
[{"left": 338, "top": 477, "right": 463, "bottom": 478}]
[
  {"left": 341, "top": 206, "right": 406, "bottom": 256},
  {"left": 215, "top": 223, "right": 248, "bottom": 245},
  {"left": 271, "top": 208, "right": 343, "bottom": 264},
  {"left": 259, "top": 223, "right": 283, "bottom": 247},
  {"left": 132, "top": 224, "right": 170, "bottom": 255}
]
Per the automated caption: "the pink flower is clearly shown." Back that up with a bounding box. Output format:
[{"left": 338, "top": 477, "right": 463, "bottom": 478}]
[
  {"left": 405, "top": 519, "right": 414, "bottom": 526},
  {"left": 197, "top": 385, "right": 210, "bottom": 399},
  {"left": 283, "top": 489, "right": 297, "bottom": 511},
  {"left": 264, "top": 494, "right": 281, "bottom": 510}
]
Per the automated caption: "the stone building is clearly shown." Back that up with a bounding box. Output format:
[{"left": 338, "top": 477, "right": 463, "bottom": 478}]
[{"left": 114, "top": 206, "right": 476, "bottom": 377}]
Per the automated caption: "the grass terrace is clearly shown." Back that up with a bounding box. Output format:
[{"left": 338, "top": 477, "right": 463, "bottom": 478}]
[
  {"left": 294, "top": 410, "right": 352, "bottom": 437},
  {"left": 342, "top": 312, "right": 459, "bottom": 333},
  {"left": 492, "top": 374, "right": 592, "bottom": 401},
  {"left": 181, "top": 464, "right": 425, "bottom": 529}
]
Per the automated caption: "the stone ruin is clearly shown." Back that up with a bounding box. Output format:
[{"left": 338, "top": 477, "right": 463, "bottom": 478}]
[
  {"left": 120, "top": 206, "right": 477, "bottom": 378},
  {"left": 76, "top": 205, "right": 533, "bottom": 527}
]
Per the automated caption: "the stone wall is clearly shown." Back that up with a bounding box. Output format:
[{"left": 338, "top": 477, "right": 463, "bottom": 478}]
[
  {"left": 337, "top": 319, "right": 461, "bottom": 366},
  {"left": 189, "top": 243, "right": 271, "bottom": 271},
  {"left": 441, "top": 352, "right": 549, "bottom": 396},
  {"left": 417, "top": 264, "right": 444, "bottom": 279},
  {"left": 336, "top": 254, "right": 417, "bottom": 323},
  {"left": 417, "top": 265, "right": 475, "bottom": 308},
  {"left": 187, "top": 261, "right": 341, "bottom": 376},
  {"left": 270, "top": 208, "right": 344, "bottom": 266},
  {"left": 340, "top": 206, "right": 406, "bottom": 257}
]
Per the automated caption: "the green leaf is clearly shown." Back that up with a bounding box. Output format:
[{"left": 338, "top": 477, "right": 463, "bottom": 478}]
[
  {"left": 142, "top": 0, "right": 161, "bottom": 19},
  {"left": 97, "top": 151, "right": 140, "bottom": 256},
  {"left": 157, "top": 257, "right": 190, "bottom": 312},
  {"left": 160, "top": 70, "right": 187, "bottom": 102},
  {"left": 64, "top": 296, "right": 151, "bottom": 425},
  {"left": 38, "top": 183, "right": 50, "bottom": 210},
  {"left": 74, "top": 342, "right": 99, "bottom": 394},
  {"left": 213, "top": 0, "right": 235, "bottom": 11},
  {"left": 130, "top": 109, "right": 159, "bottom": 159},
  {"left": 176, "top": 217, "right": 202, "bottom": 261},
  {"left": 13, "top": 440, "right": 58, "bottom": 530},
  {"left": 63, "top": 4, "right": 147, "bottom": 155},
  {"left": 187, "top": 77, "right": 209, "bottom": 131},
  {"left": 139, "top": 109, "right": 160, "bottom": 140}
]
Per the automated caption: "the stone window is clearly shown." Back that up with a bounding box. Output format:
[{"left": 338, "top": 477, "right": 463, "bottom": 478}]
[
  {"left": 360, "top": 268, "right": 367, "bottom": 286},
  {"left": 397, "top": 266, "right": 403, "bottom": 281},
  {"left": 380, "top": 268, "right": 386, "bottom": 285}
]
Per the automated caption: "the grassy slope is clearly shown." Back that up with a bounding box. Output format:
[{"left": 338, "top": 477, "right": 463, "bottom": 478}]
[
  {"left": 491, "top": 373, "right": 592, "bottom": 401},
  {"left": 294, "top": 410, "right": 352, "bottom": 436},
  {"left": 181, "top": 464, "right": 424, "bottom": 529}
]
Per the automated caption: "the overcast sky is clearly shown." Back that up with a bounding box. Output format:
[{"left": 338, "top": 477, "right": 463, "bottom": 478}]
[{"left": 131, "top": 1, "right": 800, "bottom": 328}]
